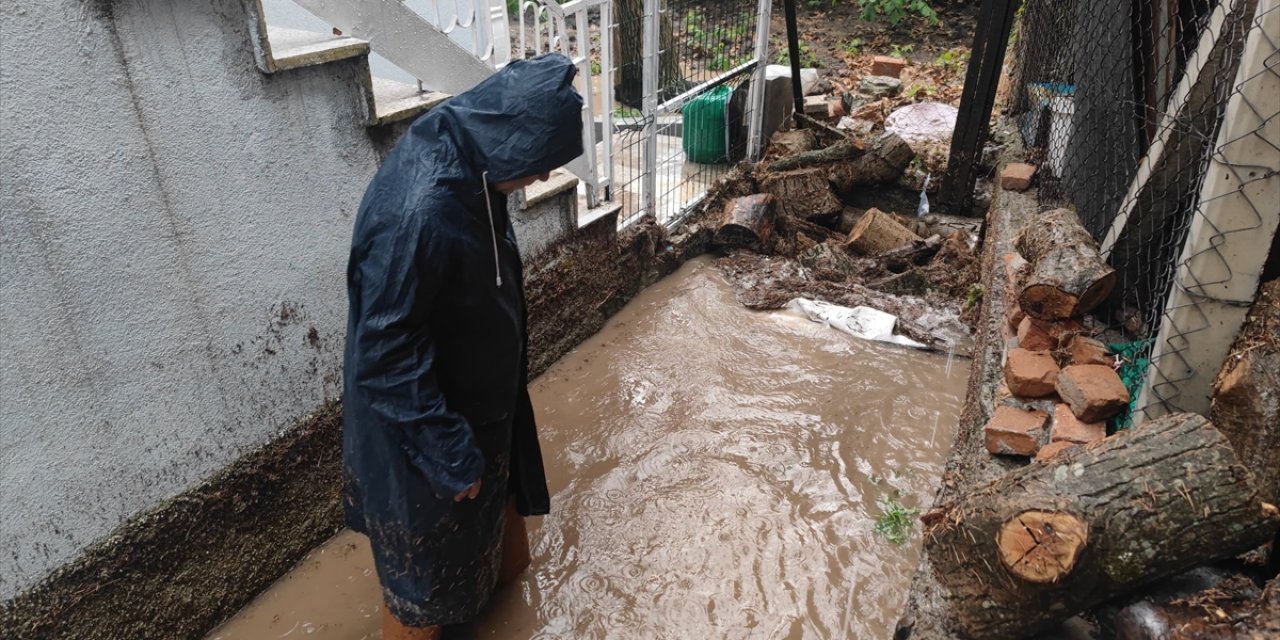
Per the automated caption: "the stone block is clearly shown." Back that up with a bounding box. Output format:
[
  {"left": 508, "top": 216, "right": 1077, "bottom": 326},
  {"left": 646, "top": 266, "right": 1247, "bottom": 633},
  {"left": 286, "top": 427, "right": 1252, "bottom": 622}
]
[
  {"left": 871, "top": 56, "right": 906, "bottom": 78},
  {"left": 1001, "top": 163, "right": 1037, "bottom": 191},
  {"left": 1004, "top": 348, "right": 1061, "bottom": 398},
  {"left": 1051, "top": 403, "right": 1107, "bottom": 445},
  {"left": 859, "top": 75, "right": 903, "bottom": 99},
  {"left": 1067, "top": 335, "right": 1114, "bottom": 367},
  {"left": 1056, "top": 364, "right": 1131, "bottom": 423},
  {"left": 804, "top": 95, "right": 828, "bottom": 116},
  {"left": 984, "top": 406, "right": 1049, "bottom": 457}
]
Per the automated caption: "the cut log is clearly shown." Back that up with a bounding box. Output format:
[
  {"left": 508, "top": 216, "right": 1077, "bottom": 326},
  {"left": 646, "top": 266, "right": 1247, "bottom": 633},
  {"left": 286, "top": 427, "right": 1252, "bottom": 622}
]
[
  {"left": 921, "top": 413, "right": 1280, "bottom": 638},
  {"left": 1015, "top": 208, "right": 1117, "bottom": 320},
  {"left": 831, "top": 132, "right": 915, "bottom": 194},
  {"left": 759, "top": 167, "right": 843, "bottom": 222},
  {"left": 1211, "top": 278, "right": 1280, "bottom": 505},
  {"left": 764, "top": 140, "right": 861, "bottom": 172},
  {"left": 714, "top": 194, "right": 777, "bottom": 250},
  {"left": 877, "top": 234, "right": 944, "bottom": 273},
  {"left": 845, "top": 208, "right": 923, "bottom": 255}
]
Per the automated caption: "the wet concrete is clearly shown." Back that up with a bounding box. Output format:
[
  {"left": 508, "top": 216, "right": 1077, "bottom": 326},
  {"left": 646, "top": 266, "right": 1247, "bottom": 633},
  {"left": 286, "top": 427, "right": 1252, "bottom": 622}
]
[{"left": 208, "top": 257, "right": 967, "bottom": 639}]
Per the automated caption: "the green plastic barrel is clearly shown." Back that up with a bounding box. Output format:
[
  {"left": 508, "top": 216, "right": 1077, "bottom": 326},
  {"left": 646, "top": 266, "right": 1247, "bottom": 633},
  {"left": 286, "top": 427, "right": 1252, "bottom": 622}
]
[{"left": 682, "top": 85, "right": 733, "bottom": 164}]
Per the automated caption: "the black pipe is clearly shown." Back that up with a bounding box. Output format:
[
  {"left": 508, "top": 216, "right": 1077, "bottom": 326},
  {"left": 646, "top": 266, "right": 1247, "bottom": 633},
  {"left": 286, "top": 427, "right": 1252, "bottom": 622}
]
[{"left": 782, "top": 0, "right": 805, "bottom": 127}]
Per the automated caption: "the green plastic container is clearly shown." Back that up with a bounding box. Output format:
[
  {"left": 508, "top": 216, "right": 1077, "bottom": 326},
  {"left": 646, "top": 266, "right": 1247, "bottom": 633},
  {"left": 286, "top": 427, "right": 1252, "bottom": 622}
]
[{"left": 682, "top": 85, "right": 733, "bottom": 164}]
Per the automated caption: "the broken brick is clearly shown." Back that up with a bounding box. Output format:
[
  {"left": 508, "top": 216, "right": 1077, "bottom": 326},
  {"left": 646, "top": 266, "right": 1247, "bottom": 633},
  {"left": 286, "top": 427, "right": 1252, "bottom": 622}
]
[
  {"left": 1035, "top": 440, "right": 1078, "bottom": 462},
  {"left": 1004, "top": 348, "right": 1061, "bottom": 398},
  {"left": 984, "top": 406, "right": 1049, "bottom": 457},
  {"left": 1051, "top": 403, "right": 1107, "bottom": 445},
  {"left": 871, "top": 56, "right": 906, "bottom": 78},
  {"left": 1001, "top": 163, "right": 1037, "bottom": 191},
  {"left": 1017, "top": 316, "right": 1059, "bottom": 352},
  {"left": 1056, "top": 364, "right": 1131, "bottom": 423},
  {"left": 828, "top": 98, "right": 846, "bottom": 119},
  {"left": 1066, "top": 335, "right": 1114, "bottom": 367},
  {"left": 1017, "top": 316, "right": 1084, "bottom": 352}
]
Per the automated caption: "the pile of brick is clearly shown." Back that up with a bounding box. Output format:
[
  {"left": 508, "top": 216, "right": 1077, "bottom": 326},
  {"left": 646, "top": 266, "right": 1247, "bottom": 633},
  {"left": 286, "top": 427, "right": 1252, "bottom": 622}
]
[{"left": 984, "top": 251, "right": 1130, "bottom": 461}]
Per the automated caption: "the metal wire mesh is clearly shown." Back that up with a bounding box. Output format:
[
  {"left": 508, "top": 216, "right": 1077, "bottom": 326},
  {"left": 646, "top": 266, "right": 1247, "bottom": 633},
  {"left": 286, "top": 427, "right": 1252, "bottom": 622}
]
[
  {"left": 615, "top": 0, "right": 763, "bottom": 228},
  {"left": 1003, "top": 0, "right": 1279, "bottom": 418}
]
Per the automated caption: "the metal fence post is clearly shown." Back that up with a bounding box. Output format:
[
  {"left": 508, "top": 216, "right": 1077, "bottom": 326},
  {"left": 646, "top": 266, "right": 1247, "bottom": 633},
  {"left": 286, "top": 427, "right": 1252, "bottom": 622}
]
[
  {"left": 746, "top": 0, "right": 773, "bottom": 160},
  {"left": 939, "top": 0, "right": 1018, "bottom": 213},
  {"left": 781, "top": 0, "right": 804, "bottom": 125},
  {"left": 641, "top": 0, "right": 660, "bottom": 220}
]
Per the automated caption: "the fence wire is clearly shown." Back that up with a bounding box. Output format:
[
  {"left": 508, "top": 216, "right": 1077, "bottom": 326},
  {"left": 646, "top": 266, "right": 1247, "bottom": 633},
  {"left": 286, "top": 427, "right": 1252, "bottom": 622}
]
[
  {"left": 1004, "top": 0, "right": 1279, "bottom": 418},
  {"left": 615, "top": 0, "right": 762, "bottom": 228}
]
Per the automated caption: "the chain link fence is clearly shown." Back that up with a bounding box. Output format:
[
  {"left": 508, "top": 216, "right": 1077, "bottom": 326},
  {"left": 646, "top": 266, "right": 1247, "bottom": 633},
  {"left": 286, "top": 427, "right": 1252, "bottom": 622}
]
[{"left": 1003, "top": 0, "right": 1279, "bottom": 420}]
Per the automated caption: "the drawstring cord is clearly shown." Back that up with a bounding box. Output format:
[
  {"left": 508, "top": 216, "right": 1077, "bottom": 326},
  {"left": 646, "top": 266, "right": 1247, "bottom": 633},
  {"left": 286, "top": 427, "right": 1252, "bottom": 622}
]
[{"left": 481, "top": 171, "right": 503, "bottom": 288}]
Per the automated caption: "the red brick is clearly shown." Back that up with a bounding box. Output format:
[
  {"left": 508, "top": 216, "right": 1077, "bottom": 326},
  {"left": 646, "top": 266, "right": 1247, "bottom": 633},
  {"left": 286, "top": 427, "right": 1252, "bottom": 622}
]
[
  {"left": 1017, "top": 316, "right": 1058, "bottom": 352},
  {"left": 1051, "top": 403, "right": 1107, "bottom": 445},
  {"left": 1004, "top": 348, "right": 1061, "bottom": 398},
  {"left": 1017, "top": 316, "right": 1085, "bottom": 352},
  {"left": 1056, "top": 364, "right": 1131, "bottom": 423},
  {"left": 1067, "top": 335, "right": 1114, "bottom": 367},
  {"left": 871, "top": 56, "right": 906, "bottom": 78},
  {"left": 1001, "top": 163, "right": 1037, "bottom": 191},
  {"left": 984, "top": 406, "right": 1049, "bottom": 457},
  {"left": 1035, "top": 440, "right": 1078, "bottom": 462}
]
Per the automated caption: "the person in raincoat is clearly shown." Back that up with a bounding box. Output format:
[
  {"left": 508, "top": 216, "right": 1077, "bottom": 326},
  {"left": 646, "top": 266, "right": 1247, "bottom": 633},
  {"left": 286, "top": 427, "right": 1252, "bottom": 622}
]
[{"left": 342, "top": 54, "right": 583, "bottom": 639}]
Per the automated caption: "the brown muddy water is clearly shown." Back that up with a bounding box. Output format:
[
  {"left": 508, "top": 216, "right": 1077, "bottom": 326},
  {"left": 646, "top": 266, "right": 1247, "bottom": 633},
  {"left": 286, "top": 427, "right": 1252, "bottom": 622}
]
[{"left": 207, "top": 257, "right": 967, "bottom": 640}]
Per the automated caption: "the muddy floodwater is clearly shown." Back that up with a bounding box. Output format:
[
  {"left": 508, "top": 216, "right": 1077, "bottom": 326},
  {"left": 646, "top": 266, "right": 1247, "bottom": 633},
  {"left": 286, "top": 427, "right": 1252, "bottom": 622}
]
[{"left": 208, "top": 257, "right": 967, "bottom": 640}]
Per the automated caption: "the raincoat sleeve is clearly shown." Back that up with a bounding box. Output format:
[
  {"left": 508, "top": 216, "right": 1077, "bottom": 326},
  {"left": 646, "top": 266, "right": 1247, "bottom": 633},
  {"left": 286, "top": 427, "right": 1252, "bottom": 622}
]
[{"left": 350, "top": 222, "right": 483, "bottom": 499}]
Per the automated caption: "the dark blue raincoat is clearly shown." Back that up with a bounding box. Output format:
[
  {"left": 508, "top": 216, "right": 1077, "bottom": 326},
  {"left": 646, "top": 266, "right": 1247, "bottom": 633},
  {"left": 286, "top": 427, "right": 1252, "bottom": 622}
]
[{"left": 342, "top": 54, "right": 583, "bottom": 627}]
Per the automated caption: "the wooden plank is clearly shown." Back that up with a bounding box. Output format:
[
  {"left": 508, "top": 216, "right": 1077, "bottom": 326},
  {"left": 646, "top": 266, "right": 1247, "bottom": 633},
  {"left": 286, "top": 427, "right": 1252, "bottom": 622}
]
[
  {"left": 1137, "top": 0, "right": 1280, "bottom": 420},
  {"left": 1099, "top": 0, "right": 1258, "bottom": 259}
]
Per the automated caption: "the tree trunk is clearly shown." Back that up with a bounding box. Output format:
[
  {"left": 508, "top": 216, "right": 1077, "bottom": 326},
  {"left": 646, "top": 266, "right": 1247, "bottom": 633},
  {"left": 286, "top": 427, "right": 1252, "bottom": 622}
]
[
  {"left": 765, "top": 140, "right": 862, "bottom": 172},
  {"left": 614, "top": 0, "right": 682, "bottom": 108},
  {"left": 830, "top": 132, "right": 914, "bottom": 194},
  {"left": 920, "top": 413, "right": 1280, "bottom": 638},
  {"left": 1014, "top": 208, "right": 1117, "bottom": 320},
  {"left": 845, "top": 208, "right": 923, "bottom": 255},
  {"left": 1211, "top": 278, "right": 1280, "bottom": 505}
]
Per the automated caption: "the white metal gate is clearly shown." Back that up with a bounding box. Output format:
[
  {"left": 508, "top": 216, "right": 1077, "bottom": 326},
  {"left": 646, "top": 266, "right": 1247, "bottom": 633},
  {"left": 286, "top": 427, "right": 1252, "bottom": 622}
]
[{"left": 515, "top": 0, "right": 772, "bottom": 224}]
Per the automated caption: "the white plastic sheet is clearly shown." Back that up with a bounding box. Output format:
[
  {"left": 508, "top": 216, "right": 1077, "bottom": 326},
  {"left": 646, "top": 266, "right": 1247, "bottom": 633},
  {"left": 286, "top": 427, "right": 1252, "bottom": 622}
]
[{"left": 785, "top": 298, "right": 927, "bottom": 349}]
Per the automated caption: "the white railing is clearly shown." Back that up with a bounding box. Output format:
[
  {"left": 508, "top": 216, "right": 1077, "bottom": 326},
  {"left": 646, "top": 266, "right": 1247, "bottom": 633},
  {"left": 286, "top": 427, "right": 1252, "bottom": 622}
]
[
  {"left": 513, "top": 0, "right": 614, "bottom": 208},
  {"left": 285, "top": 0, "right": 504, "bottom": 94}
]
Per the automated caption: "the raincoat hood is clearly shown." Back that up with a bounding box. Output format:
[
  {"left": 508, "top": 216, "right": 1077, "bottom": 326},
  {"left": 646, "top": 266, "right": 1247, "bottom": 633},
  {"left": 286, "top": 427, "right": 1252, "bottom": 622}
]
[{"left": 417, "top": 53, "right": 585, "bottom": 186}]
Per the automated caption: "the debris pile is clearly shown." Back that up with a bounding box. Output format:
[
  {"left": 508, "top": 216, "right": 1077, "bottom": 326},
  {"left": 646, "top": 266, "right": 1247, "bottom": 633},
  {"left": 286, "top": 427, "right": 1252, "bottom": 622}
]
[{"left": 699, "top": 125, "right": 981, "bottom": 355}]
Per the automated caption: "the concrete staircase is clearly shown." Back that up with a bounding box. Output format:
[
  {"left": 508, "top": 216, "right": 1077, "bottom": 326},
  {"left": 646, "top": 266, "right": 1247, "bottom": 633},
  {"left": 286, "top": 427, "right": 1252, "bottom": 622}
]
[{"left": 246, "top": 1, "right": 618, "bottom": 259}]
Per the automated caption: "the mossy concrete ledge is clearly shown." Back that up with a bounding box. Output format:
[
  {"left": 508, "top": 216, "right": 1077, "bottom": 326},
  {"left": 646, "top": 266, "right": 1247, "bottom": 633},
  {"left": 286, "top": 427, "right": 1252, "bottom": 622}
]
[
  {"left": 0, "top": 403, "right": 346, "bottom": 640},
  {"left": 895, "top": 183, "right": 1040, "bottom": 639}
]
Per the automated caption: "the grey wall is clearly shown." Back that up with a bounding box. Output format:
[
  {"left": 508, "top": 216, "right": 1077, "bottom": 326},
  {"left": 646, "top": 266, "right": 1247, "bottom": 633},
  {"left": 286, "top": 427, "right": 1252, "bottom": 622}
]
[{"left": 0, "top": 0, "right": 383, "bottom": 600}]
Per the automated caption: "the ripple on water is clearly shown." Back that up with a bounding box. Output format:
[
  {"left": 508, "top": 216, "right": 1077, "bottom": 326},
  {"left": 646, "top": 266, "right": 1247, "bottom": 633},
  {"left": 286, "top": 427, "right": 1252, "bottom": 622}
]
[{"left": 474, "top": 258, "right": 966, "bottom": 639}]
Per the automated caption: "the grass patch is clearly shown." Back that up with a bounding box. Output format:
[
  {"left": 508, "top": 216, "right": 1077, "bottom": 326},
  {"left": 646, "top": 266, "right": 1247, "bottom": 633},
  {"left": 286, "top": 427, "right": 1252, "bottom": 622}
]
[{"left": 874, "top": 495, "right": 920, "bottom": 544}]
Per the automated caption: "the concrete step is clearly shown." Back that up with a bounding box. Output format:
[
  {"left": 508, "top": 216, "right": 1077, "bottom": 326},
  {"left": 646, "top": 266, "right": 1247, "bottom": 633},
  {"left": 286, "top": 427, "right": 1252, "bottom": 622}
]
[
  {"left": 370, "top": 77, "right": 449, "bottom": 126},
  {"left": 261, "top": 26, "right": 368, "bottom": 73}
]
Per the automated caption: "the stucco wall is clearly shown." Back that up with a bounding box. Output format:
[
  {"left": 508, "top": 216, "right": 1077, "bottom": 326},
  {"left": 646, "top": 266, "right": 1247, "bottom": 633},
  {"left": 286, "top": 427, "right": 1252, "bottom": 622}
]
[{"left": 0, "top": 0, "right": 383, "bottom": 601}]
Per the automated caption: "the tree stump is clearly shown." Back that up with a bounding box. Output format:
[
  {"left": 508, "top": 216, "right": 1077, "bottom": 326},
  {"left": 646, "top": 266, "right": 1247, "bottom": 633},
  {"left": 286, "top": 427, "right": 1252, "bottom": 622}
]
[
  {"left": 1014, "top": 208, "right": 1117, "bottom": 320},
  {"left": 715, "top": 194, "right": 777, "bottom": 251},
  {"left": 759, "top": 167, "right": 842, "bottom": 222},
  {"left": 921, "top": 413, "right": 1280, "bottom": 638},
  {"left": 845, "top": 208, "right": 923, "bottom": 255}
]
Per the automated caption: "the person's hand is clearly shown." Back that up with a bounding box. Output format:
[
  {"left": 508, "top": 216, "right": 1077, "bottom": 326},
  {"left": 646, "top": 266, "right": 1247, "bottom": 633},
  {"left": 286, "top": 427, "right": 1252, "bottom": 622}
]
[{"left": 453, "top": 480, "right": 481, "bottom": 502}]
